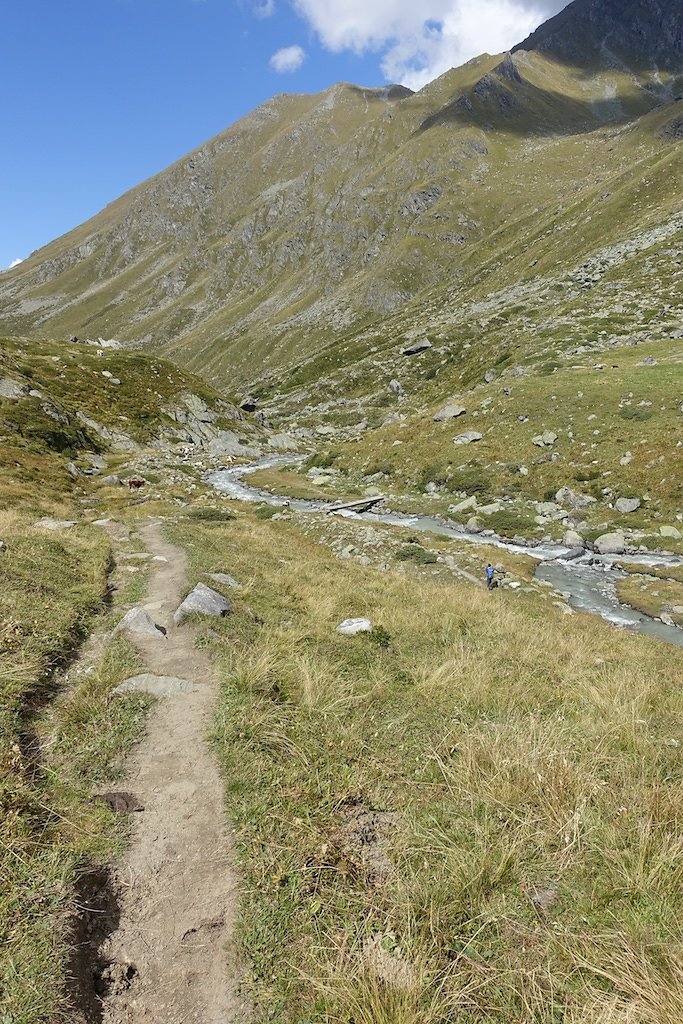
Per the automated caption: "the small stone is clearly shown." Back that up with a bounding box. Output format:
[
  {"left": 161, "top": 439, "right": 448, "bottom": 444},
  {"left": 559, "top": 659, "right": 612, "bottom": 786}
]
[
  {"left": 337, "top": 618, "right": 373, "bottom": 636},
  {"left": 484, "top": 369, "right": 496, "bottom": 383}
]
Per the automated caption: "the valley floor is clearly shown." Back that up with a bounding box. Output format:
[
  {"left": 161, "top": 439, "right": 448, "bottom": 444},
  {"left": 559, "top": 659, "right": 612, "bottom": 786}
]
[{"left": 3, "top": 443, "right": 683, "bottom": 1024}]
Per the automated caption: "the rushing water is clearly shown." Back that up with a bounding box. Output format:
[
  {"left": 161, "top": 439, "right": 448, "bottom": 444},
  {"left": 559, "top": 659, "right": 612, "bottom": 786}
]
[{"left": 207, "top": 455, "right": 683, "bottom": 649}]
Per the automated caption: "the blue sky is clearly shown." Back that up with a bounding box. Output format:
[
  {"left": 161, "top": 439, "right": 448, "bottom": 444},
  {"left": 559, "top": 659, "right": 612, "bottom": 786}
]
[{"left": 0, "top": 0, "right": 564, "bottom": 270}]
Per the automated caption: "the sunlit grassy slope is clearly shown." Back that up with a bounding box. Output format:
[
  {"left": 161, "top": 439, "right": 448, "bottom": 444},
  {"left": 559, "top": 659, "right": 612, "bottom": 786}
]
[{"left": 172, "top": 509, "right": 683, "bottom": 1024}]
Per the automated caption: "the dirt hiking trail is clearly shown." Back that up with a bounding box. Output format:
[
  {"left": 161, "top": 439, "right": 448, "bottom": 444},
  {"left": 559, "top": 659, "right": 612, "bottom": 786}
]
[{"left": 99, "top": 519, "right": 248, "bottom": 1023}]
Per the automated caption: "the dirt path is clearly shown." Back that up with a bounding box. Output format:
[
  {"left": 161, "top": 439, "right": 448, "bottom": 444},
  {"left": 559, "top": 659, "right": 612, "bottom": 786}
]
[{"left": 99, "top": 519, "right": 247, "bottom": 1024}]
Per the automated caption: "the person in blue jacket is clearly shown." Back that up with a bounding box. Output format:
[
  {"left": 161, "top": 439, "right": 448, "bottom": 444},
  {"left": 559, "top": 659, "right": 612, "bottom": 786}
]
[{"left": 486, "top": 564, "right": 495, "bottom": 590}]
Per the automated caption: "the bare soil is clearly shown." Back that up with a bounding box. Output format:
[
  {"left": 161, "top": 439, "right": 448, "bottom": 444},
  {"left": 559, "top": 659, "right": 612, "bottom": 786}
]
[{"left": 97, "top": 520, "right": 248, "bottom": 1023}]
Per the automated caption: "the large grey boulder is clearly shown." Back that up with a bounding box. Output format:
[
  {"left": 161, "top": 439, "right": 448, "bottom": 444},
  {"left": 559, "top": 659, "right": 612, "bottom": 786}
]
[
  {"left": 660, "top": 525, "right": 682, "bottom": 539},
  {"left": 615, "top": 497, "right": 641, "bottom": 514},
  {"left": 388, "top": 379, "right": 405, "bottom": 397},
  {"left": 453, "top": 431, "right": 483, "bottom": 445},
  {"left": 563, "top": 530, "right": 585, "bottom": 548},
  {"left": 113, "top": 607, "right": 167, "bottom": 640},
  {"left": 434, "top": 403, "right": 466, "bottom": 422},
  {"left": 594, "top": 532, "right": 626, "bottom": 555},
  {"left": 173, "top": 582, "right": 232, "bottom": 626}
]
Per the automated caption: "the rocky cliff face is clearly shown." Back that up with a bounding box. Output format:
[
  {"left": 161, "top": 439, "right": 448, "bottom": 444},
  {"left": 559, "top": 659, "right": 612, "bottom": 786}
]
[{"left": 515, "top": 0, "right": 683, "bottom": 71}]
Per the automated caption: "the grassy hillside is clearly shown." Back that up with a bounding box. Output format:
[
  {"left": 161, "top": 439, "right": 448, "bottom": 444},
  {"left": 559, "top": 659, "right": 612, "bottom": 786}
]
[{"left": 170, "top": 508, "right": 683, "bottom": 1024}]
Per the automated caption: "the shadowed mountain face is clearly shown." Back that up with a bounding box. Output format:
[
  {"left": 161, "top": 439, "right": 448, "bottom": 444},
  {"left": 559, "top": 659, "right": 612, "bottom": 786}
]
[
  {"left": 0, "top": 1, "right": 682, "bottom": 397},
  {"left": 514, "top": 0, "right": 683, "bottom": 71}
]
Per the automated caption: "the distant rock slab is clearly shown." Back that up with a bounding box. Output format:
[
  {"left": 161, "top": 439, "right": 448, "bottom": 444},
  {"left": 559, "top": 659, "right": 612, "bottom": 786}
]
[
  {"left": 173, "top": 582, "right": 232, "bottom": 626},
  {"left": 35, "top": 518, "right": 76, "bottom": 530},
  {"left": 660, "top": 525, "right": 682, "bottom": 540},
  {"left": 453, "top": 431, "right": 483, "bottom": 445},
  {"left": 434, "top": 403, "right": 466, "bottom": 422},
  {"left": 206, "top": 572, "right": 241, "bottom": 589},
  {"left": 337, "top": 618, "right": 373, "bottom": 636},
  {"left": 114, "top": 673, "right": 196, "bottom": 697},
  {"left": 0, "top": 377, "right": 26, "bottom": 399},
  {"left": 113, "top": 607, "right": 167, "bottom": 640}
]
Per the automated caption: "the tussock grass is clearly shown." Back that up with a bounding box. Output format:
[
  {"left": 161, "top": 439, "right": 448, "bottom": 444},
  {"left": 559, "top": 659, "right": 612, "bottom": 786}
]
[{"left": 171, "top": 512, "right": 683, "bottom": 1023}]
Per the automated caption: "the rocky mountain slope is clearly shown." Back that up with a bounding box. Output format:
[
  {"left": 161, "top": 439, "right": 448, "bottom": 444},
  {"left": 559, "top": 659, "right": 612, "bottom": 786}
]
[{"left": 1, "top": 1, "right": 682, "bottom": 399}]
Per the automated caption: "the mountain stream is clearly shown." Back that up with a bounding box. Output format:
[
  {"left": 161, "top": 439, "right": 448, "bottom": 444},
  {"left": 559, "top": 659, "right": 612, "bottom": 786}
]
[{"left": 207, "top": 456, "right": 683, "bottom": 650}]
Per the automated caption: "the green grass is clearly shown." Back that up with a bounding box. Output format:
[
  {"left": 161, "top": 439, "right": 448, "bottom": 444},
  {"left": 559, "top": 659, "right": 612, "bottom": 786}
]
[
  {"left": 170, "top": 510, "right": 683, "bottom": 1024},
  {"left": 0, "top": 510, "right": 150, "bottom": 1024}
]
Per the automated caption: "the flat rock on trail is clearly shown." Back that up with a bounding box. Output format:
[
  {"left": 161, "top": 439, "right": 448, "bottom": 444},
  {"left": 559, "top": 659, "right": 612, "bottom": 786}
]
[{"left": 99, "top": 520, "right": 247, "bottom": 1023}]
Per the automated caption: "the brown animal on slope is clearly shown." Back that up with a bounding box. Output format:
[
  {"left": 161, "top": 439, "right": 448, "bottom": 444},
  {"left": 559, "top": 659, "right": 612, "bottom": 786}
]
[{"left": 128, "top": 478, "right": 146, "bottom": 491}]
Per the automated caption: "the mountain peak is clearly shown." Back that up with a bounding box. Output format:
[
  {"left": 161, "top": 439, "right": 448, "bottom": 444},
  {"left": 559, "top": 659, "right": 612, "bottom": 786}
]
[{"left": 513, "top": 0, "right": 683, "bottom": 70}]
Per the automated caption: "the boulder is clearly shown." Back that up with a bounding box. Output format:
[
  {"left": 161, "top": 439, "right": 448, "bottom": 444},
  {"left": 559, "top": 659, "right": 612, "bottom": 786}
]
[
  {"left": 562, "top": 547, "right": 586, "bottom": 561},
  {"left": 532, "top": 431, "right": 558, "bottom": 448},
  {"left": 660, "top": 525, "right": 682, "bottom": 540},
  {"left": 484, "top": 369, "right": 496, "bottom": 383},
  {"left": 594, "top": 532, "right": 626, "bottom": 555},
  {"left": 66, "top": 462, "right": 84, "bottom": 479},
  {"left": 615, "top": 497, "right": 641, "bottom": 514},
  {"left": 555, "top": 487, "right": 596, "bottom": 509},
  {"left": 433, "top": 403, "right": 466, "bottom": 422},
  {"left": 113, "top": 608, "right": 167, "bottom": 640},
  {"left": 337, "top": 618, "right": 373, "bottom": 636},
  {"left": 402, "top": 339, "right": 432, "bottom": 356},
  {"left": 453, "top": 431, "right": 483, "bottom": 445},
  {"left": 465, "top": 517, "right": 483, "bottom": 533},
  {"left": 563, "top": 530, "right": 585, "bottom": 548},
  {"left": 101, "top": 475, "right": 121, "bottom": 486},
  {"left": 173, "top": 583, "right": 232, "bottom": 626},
  {"left": 388, "top": 380, "right": 404, "bottom": 397}
]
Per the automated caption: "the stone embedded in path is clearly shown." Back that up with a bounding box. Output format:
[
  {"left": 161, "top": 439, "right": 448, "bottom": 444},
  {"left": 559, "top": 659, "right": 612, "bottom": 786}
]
[
  {"left": 453, "top": 431, "right": 483, "bottom": 445},
  {"left": 35, "top": 518, "right": 76, "bottom": 530},
  {"left": 434, "top": 403, "right": 466, "bottom": 422},
  {"left": 615, "top": 497, "right": 641, "bottom": 514},
  {"left": 114, "top": 674, "right": 197, "bottom": 697},
  {"left": 113, "top": 607, "right": 167, "bottom": 640},
  {"left": 337, "top": 618, "right": 373, "bottom": 636},
  {"left": 173, "top": 582, "right": 232, "bottom": 626},
  {"left": 206, "top": 572, "right": 242, "bottom": 589}
]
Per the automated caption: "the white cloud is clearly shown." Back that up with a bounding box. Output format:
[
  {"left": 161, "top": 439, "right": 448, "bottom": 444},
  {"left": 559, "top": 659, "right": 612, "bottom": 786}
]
[
  {"left": 9, "top": 257, "right": 24, "bottom": 269},
  {"left": 270, "top": 43, "right": 307, "bottom": 72},
  {"left": 254, "top": 0, "right": 276, "bottom": 17},
  {"left": 290, "top": 0, "right": 567, "bottom": 88}
]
